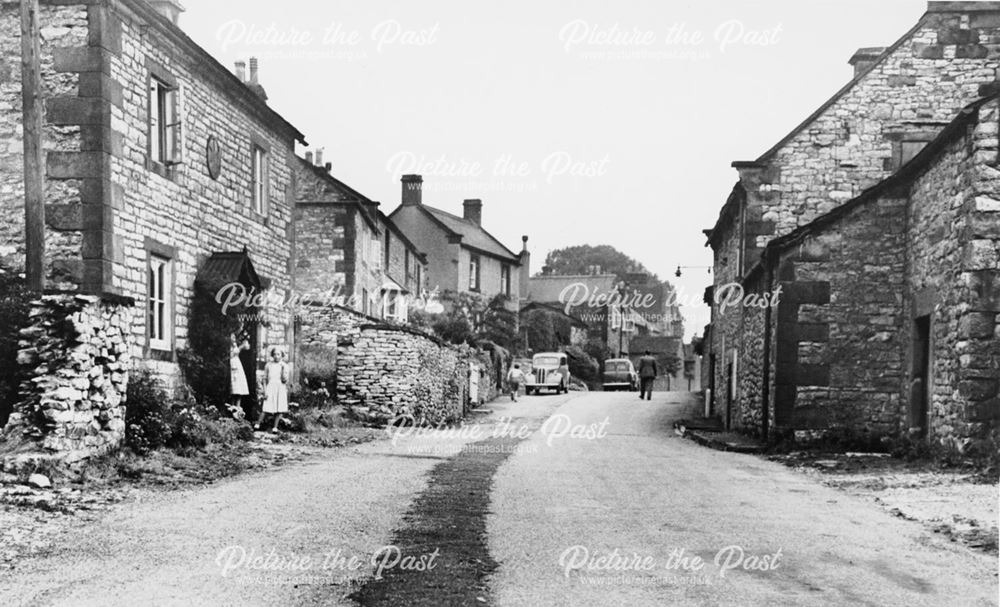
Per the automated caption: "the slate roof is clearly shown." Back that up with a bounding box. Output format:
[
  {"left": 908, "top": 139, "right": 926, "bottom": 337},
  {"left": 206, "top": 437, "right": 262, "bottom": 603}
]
[{"left": 420, "top": 206, "right": 521, "bottom": 262}]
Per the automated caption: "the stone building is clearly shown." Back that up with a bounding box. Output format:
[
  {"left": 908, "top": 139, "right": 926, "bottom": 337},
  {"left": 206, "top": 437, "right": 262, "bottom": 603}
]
[
  {"left": 0, "top": 0, "right": 305, "bottom": 457},
  {"left": 388, "top": 175, "right": 529, "bottom": 309},
  {"left": 293, "top": 153, "right": 427, "bottom": 322},
  {"left": 703, "top": 1, "right": 1000, "bottom": 449}
]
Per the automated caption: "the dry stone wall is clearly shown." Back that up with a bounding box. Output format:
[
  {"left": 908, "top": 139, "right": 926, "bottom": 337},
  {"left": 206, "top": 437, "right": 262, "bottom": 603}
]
[
  {"left": 296, "top": 303, "right": 502, "bottom": 426},
  {"left": 3, "top": 294, "right": 132, "bottom": 464}
]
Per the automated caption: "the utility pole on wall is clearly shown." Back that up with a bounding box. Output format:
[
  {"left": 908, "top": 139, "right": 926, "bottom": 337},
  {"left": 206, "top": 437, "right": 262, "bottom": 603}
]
[{"left": 21, "top": 0, "right": 45, "bottom": 292}]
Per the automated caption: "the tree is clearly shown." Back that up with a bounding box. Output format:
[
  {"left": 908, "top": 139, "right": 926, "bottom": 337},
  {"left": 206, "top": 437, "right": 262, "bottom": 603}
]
[
  {"left": 521, "top": 308, "right": 558, "bottom": 353},
  {"left": 479, "top": 295, "right": 519, "bottom": 352},
  {"left": 542, "top": 244, "right": 656, "bottom": 281}
]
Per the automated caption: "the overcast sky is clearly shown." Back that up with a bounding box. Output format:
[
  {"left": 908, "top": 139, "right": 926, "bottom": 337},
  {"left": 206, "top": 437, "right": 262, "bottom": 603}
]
[{"left": 180, "top": 0, "right": 927, "bottom": 339}]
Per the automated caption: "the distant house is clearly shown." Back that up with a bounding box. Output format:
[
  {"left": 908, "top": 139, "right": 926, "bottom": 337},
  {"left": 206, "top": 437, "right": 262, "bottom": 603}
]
[
  {"left": 388, "top": 175, "right": 529, "bottom": 309},
  {"left": 294, "top": 155, "right": 427, "bottom": 322},
  {"left": 527, "top": 272, "right": 644, "bottom": 356}
]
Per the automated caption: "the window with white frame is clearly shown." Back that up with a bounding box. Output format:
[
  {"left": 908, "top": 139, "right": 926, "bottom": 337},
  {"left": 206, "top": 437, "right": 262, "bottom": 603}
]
[
  {"left": 251, "top": 145, "right": 268, "bottom": 214},
  {"left": 149, "top": 76, "right": 179, "bottom": 167},
  {"left": 147, "top": 255, "right": 173, "bottom": 350},
  {"left": 469, "top": 254, "right": 480, "bottom": 291}
]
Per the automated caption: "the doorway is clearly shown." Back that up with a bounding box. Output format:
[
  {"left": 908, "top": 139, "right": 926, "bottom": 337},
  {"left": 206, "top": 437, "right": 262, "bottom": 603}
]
[{"left": 910, "top": 315, "right": 931, "bottom": 436}]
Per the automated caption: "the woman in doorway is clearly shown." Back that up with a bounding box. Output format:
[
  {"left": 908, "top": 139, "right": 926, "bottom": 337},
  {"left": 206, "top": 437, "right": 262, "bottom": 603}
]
[{"left": 257, "top": 347, "right": 289, "bottom": 433}]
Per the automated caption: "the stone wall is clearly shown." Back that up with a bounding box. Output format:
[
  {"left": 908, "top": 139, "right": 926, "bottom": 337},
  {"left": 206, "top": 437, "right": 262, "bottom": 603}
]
[
  {"left": 707, "top": 185, "right": 747, "bottom": 427},
  {"left": 3, "top": 294, "right": 132, "bottom": 464},
  {"left": 908, "top": 96, "right": 1000, "bottom": 449},
  {"left": 0, "top": 2, "right": 91, "bottom": 288},
  {"left": 771, "top": 197, "right": 909, "bottom": 436},
  {"left": 338, "top": 325, "right": 467, "bottom": 425},
  {"left": 295, "top": 302, "right": 500, "bottom": 425}
]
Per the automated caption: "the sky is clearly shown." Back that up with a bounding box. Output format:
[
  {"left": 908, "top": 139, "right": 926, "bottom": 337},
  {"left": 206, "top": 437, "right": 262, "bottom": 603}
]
[{"left": 178, "top": 0, "right": 928, "bottom": 340}]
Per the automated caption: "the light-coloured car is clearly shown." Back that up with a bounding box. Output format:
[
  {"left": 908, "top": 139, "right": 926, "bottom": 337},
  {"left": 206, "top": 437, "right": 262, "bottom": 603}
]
[{"left": 524, "top": 352, "right": 570, "bottom": 395}]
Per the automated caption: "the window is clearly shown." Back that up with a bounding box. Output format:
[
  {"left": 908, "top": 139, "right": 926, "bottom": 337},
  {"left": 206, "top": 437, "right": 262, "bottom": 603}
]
[
  {"left": 251, "top": 145, "right": 268, "bottom": 214},
  {"left": 415, "top": 265, "right": 422, "bottom": 293},
  {"left": 147, "top": 255, "right": 173, "bottom": 351},
  {"left": 384, "top": 232, "right": 391, "bottom": 272},
  {"left": 371, "top": 234, "right": 382, "bottom": 270},
  {"left": 609, "top": 305, "right": 622, "bottom": 329},
  {"left": 501, "top": 264, "right": 511, "bottom": 297},
  {"left": 469, "top": 254, "right": 480, "bottom": 291},
  {"left": 361, "top": 288, "right": 369, "bottom": 315},
  {"left": 149, "top": 76, "right": 179, "bottom": 168}
]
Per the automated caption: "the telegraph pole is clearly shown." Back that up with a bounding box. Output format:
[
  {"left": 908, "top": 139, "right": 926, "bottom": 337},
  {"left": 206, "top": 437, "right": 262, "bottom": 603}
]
[{"left": 21, "top": 0, "right": 44, "bottom": 292}]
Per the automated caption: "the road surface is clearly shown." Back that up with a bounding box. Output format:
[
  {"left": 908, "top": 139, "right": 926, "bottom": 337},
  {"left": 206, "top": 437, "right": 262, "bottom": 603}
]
[{"left": 2, "top": 390, "right": 996, "bottom": 606}]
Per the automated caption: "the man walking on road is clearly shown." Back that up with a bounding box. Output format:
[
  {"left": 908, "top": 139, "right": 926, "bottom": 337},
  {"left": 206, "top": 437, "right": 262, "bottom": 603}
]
[{"left": 637, "top": 350, "right": 657, "bottom": 400}]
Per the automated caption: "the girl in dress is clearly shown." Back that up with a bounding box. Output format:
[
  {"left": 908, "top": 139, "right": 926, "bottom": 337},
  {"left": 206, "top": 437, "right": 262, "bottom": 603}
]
[
  {"left": 257, "top": 347, "right": 288, "bottom": 432},
  {"left": 229, "top": 334, "right": 250, "bottom": 414}
]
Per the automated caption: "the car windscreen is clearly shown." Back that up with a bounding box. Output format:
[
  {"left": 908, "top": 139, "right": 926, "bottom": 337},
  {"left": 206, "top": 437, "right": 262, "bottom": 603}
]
[{"left": 533, "top": 356, "right": 560, "bottom": 366}]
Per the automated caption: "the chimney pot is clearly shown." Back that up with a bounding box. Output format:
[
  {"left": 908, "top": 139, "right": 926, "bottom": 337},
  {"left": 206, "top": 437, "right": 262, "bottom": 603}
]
[
  {"left": 401, "top": 174, "right": 423, "bottom": 206},
  {"left": 234, "top": 60, "right": 246, "bottom": 82},
  {"left": 245, "top": 57, "right": 268, "bottom": 101},
  {"left": 314, "top": 148, "right": 323, "bottom": 167},
  {"left": 463, "top": 199, "right": 483, "bottom": 226},
  {"left": 324, "top": 162, "right": 332, "bottom": 172},
  {"left": 304, "top": 151, "right": 313, "bottom": 164}
]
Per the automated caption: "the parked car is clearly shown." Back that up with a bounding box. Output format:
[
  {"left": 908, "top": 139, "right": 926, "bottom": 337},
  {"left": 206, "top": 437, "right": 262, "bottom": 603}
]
[
  {"left": 602, "top": 358, "right": 638, "bottom": 391},
  {"left": 524, "top": 352, "right": 570, "bottom": 395}
]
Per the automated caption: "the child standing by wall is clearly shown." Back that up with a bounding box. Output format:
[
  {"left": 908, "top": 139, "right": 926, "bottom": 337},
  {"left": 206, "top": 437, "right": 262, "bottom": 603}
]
[{"left": 257, "top": 347, "right": 289, "bottom": 433}]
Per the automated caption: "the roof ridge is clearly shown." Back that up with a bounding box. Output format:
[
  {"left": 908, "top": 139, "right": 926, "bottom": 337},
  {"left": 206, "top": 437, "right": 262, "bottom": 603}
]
[{"left": 422, "top": 203, "right": 520, "bottom": 260}]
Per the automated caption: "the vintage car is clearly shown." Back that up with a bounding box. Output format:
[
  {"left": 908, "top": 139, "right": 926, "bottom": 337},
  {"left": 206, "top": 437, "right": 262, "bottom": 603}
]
[
  {"left": 602, "top": 358, "right": 638, "bottom": 391},
  {"left": 524, "top": 352, "right": 570, "bottom": 395}
]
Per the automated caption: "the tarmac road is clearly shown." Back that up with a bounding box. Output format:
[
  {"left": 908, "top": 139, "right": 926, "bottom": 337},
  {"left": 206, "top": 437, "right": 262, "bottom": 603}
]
[
  {"left": 3, "top": 390, "right": 996, "bottom": 606},
  {"left": 487, "top": 390, "right": 999, "bottom": 607}
]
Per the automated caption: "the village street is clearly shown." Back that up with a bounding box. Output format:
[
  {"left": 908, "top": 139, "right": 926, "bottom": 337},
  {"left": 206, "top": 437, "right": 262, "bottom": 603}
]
[{"left": 0, "top": 391, "right": 994, "bottom": 607}]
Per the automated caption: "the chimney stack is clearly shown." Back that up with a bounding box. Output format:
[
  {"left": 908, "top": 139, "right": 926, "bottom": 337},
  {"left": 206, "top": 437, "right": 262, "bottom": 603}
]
[
  {"left": 314, "top": 148, "right": 324, "bottom": 167},
  {"left": 401, "top": 174, "right": 423, "bottom": 206},
  {"left": 249, "top": 57, "right": 259, "bottom": 83},
  {"left": 246, "top": 57, "right": 268, "bottom": 101},
  {"left": 848, "top": 47, "right": 886, "bottom": 78},
  {"left": 324, "top": 162, "right": 332, "bottom": 173},
  {"left": 234, "top": 60, "right": 246, "bottom": 82},
  {"left": 149, "top": 0, "right": 185, "bottom": 25},
  {"left": 305, "top": 151, "right": 313, "bottom": 164},
  {"left": 463, "top": 199, "right": 482, "bottom": 225}
]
